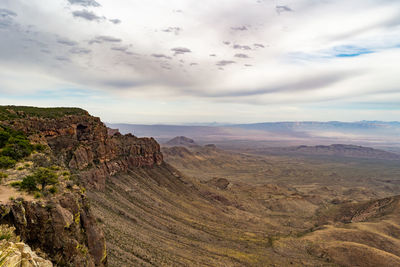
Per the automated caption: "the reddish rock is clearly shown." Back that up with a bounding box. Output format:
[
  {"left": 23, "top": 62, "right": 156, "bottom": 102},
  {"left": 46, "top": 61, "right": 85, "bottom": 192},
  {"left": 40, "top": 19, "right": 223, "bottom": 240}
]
[{"left": 3, "top": 113, "right": 163, "bottom": 190}]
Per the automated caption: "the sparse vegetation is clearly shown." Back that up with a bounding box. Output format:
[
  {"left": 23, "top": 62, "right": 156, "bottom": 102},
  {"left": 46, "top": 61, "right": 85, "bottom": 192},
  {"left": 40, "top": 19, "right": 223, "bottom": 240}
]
[
  {"left": 0, "top": 126, "right": 45, "bottom": 170},
  {"left": 0, "top": 172, "right": 7, "bottom": 182},
  {"left": 0, "top": 225, "right": 18, "bottom": 242},
  {"left": 49, "top": 186, "right": 58, "bottom": 194},
  {"left": 18, "top": 167, "right": 59, "bottom": 193},
  {"left": 0, "top": 106, "right": 87, "bottom": 121},
  {"left": 0, "top": 156, "right": 16, "bottom": 169}
]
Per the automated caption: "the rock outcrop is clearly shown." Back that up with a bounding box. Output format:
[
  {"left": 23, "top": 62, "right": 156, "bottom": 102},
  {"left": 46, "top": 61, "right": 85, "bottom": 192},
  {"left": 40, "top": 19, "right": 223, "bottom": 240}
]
[
  {"left": 0, "top": 190, "right": 106, "bottom": 266},
  {"left": 2, "top": 112, "right": 163, "bottom": 190},
  {"left": 0, "top": 107, "right": 166, "bottom": 266},
  {"left": 1, "top": 240, "right": 53, "bottom": 267}
]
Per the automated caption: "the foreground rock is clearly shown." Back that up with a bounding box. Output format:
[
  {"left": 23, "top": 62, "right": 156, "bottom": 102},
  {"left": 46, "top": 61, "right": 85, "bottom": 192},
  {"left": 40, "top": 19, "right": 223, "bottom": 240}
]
[{"left": 1, "top": 241, "right": 53, "bottom": 267}]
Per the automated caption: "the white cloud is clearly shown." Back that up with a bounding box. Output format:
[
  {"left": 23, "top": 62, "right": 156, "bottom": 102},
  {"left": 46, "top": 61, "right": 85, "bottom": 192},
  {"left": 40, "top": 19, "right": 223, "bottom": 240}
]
[{"left": 0, "top": 0, "right": 399, "bottom": 123}]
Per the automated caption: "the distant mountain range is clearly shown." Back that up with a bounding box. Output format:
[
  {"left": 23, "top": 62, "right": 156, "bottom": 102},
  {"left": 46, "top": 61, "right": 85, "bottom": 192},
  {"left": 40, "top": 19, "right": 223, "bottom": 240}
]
[
  {"left": 231, "top": 121, "right": 400, "bottom": 133},
  {"left": 107, "top": 121, "right": 400, "bottom": 151}
]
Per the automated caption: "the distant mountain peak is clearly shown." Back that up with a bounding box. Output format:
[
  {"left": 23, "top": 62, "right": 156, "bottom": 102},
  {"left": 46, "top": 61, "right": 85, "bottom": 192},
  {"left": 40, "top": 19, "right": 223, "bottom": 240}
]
[{"left": 166, "top": 136, "right": 197, "bottom": 146}]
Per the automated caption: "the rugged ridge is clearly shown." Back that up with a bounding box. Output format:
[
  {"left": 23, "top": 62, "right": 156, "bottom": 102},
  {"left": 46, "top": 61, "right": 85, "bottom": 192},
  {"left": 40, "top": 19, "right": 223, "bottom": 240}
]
[
  {"left": 2, "top": 110, "right": 163, "bottom": 190},
  {"left": 0, "top": 106, "right": 164, "bottom": 266}
]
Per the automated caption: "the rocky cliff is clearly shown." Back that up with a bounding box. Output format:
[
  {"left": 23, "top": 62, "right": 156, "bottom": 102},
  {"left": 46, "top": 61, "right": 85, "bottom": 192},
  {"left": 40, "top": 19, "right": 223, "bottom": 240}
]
[
  {"left": 1, "top": 107, "right": 163, "bottom": 190},
  {"left": 0, "top": 106, "right": 164, "bottom": 266}
]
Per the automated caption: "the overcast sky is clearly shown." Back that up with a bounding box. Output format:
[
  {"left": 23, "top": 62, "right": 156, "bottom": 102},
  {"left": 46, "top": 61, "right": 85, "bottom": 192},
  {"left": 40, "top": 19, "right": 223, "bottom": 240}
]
[{"left": 0, "top": 0, "right": 399, "bottom": 124}]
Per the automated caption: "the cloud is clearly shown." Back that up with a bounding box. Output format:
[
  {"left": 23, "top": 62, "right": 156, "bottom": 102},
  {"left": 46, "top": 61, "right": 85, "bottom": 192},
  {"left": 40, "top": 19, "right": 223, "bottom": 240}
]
[
  {"left": 171, "top": 47, "right": 191, "bottom": 56},
  {"left": 162, "top": 27, "right": 182, "bottom": 35},
  {"left": 231, "top": 26, "right": 248, "bottom": 31},
  {"left": 152, "top": 54, "right": 172, "bottom": 60},
  {"left": 103, "top": 79, "right": 144, "bottom": 89},
  {"left": 216, "top": 60, "right": 236, "bottom": 66},
  {"left": 109, "top": 19, "right": 121, "bottom": 24},
  {"left": 72, "top": 10, "right": 104, "bottom": 22},
  {"left": 57, "top": 38, "right": 78, "bottom": 46},
  {"left": 0, "top": 8, "right": 17, "bottom": 29},
  {"left": 55, "top": 56, "right": 70, "bottom": 62},
  {"left": 1, "top": 0, "right": 400, "bottom": 123},
  {"left": 233, "top": 44, "right": 252, "bottom": 50},
  {"left": 69, "top": 47, "right": 91, "bottom": 54},
  {"left": 67, "top": 0, "right": 101, "bottom": 7},
  {"left": 89, "top": 35, "right": 122, "bottom": 44},
  {"left": 0, "top": 8, "right": 17, "bottom": 18},
  {"left": 111, "top": 46, "right": 128, "bottom": 52},
  {"left": 209, "top": 54, "right": 216, "bottom": 57},
  {"left": 234, "top": 53, "right": 250, "bottom": 58},
  {"left": 202, "top": 71, "right": 361, "bottom": 98},
  {"left": 276, "top": 5, "right": 293, "bottom": 14}
]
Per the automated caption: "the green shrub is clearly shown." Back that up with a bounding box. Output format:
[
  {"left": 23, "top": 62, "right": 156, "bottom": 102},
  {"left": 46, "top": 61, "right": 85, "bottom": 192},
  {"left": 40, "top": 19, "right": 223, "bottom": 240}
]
[
  {"left": 0, "top": 156, "right": 16, "bottom": 169},
  {"left": 20, "top": 175, "right": 38, "bottom": 192},
  {"left": 49, "top": 186, "right": 58, "bottom": 194},
  {"left": 24, "top": 163, "right": 30, "bottom": 168},
  {"left": 0, "top": 127, "right": 34, "bottom": 162},
  {"left": 50, "top": 165, "right": 60, "bottom": 171},
  {"left": 17, "top": 167, "right": 24, "bottom": 171},
  {"left": 0, "top": 131, "right": 10, "bottom": 148},
  {"left": 34, "top": 168, "right": 58, "bottom": 191},
  {"left": 0, "top": 106, "right": 88, "bottom": 120},
  {"left": 34, "top": 192, "right": 41, "bottom": 199},
  {"left": 1, "top": 140, "right": 33, "bottom": 161},
  {"left": 10, "top": 181, "right": 21, "bottom": 188},
  {"left": 34, "top": 144, "right": 46, "bottom": 152}
]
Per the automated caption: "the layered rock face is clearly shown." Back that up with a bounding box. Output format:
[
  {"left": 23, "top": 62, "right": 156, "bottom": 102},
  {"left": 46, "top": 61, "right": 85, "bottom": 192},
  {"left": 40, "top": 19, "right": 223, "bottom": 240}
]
[
  {"left": 4, "top": 113, "right": 163, "bottom": 190},
  {"left": 1, "top": 240, "right": 53, "bottom": 267},
  {"left": 1, "top": 191, "right": 106, "bottom": 266},
  {"left": 0, "top": 107, "right": 164, "bottom": 266}
]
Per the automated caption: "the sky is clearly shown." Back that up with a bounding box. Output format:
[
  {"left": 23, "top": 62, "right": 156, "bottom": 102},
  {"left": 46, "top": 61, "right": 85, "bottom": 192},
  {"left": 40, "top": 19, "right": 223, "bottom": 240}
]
[{"left": 0, "top": 0, "right": 400, "bottom": 124}]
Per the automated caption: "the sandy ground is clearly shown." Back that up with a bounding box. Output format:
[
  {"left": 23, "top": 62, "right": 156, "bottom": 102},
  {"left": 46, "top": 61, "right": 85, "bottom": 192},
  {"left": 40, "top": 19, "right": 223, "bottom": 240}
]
[{"left": 0, "top": 185, "right": 34, "bottom": 203}]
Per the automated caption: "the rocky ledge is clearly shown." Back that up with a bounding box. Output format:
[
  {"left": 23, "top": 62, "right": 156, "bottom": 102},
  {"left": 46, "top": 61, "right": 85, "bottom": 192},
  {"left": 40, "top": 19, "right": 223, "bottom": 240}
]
[
  {"left": 2, "top": 108, "right": 163, "bottom": 190},
  {"left": 0, "top": 106, "right": 165, "bottom": 266}
]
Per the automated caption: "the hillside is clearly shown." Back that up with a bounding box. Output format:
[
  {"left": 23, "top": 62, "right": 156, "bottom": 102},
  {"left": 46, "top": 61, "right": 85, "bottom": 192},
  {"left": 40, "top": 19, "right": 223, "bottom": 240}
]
[
  {"left": 254, "top": 144, "right": 400, "bottom": 161},
  {"left": 165, "top": 136, "right": 197, "bottom": 146},
  {"left": 1, "top": 106, "right": 400, "bottom": 266}
]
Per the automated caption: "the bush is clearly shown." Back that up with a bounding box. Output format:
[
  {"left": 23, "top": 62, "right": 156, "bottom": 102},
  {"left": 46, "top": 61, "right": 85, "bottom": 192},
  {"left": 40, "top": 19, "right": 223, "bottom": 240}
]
[
  {"left": 0, "top": 156, "right": 16, "bottom": 169},
  {"left": 17, "top": 167, "right": 24, "bottom": 171},
  {"left": 20, "top": 175, "right": 38, "bottom": 192},
  {"left": 34, "top": 168, "right": 58, "bottom": 191},
  {"left": 49, "top": 186, "right": 58, "bottom": 194},
  {"left": 34, "top": 192, "right": 41, "bottom": 199},
  {"left": 34, "top": 144, "right": 46, "bottom": 152},
  {"left": 0, "top": 127, "right": 37, "bottom": 162},
  {"left": 1, "top": 139, "right": 33, "bottom": 161},
  {"left": 10, "top": 181, "right": 21, "bottom": 188},
  {"left": 0, "top": 131, "right": 10, "bottom": 148}
]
